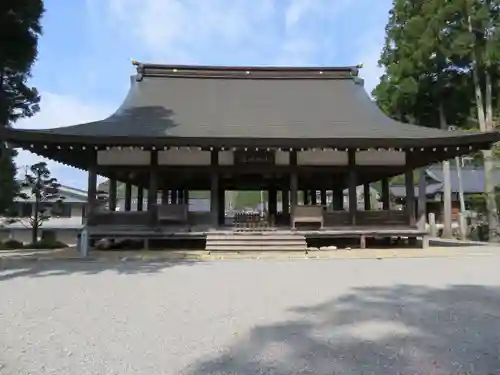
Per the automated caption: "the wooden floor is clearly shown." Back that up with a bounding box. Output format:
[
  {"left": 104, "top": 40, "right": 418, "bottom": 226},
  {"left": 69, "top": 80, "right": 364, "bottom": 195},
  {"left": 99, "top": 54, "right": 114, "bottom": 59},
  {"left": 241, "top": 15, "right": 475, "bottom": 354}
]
[{"left": 87, "top": 225, "right": 428, "bottom": 249}]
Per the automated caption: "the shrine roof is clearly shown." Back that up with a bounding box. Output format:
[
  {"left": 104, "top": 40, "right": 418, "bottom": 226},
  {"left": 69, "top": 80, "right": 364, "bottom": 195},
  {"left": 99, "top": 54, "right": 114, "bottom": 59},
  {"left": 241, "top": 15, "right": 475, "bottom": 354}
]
[{"left": 1, "top": 62, "right": 499, "bottom": 149}]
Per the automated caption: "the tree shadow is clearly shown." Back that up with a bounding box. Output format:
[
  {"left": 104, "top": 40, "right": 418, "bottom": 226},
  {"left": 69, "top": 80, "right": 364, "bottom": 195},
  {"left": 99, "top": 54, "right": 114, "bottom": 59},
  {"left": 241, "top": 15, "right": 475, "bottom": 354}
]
[
  {"left": 0, "top": 256, "right": 202, "bottom": 282},
  {"left": 187, "top": 284, "right": 500, "bottom": 375},
  {"left": 49, "top": 106, "right": 180, "bottom": 137}
]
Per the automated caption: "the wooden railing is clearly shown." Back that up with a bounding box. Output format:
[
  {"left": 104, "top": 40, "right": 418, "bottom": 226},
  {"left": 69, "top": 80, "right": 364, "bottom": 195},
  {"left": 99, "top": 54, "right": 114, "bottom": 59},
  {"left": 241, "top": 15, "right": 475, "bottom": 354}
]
[
  {"left": 318, "top": 209, "right": 410, "bottom": 227},
  {"left": 356, "top": 210, "right": 409, "bottom": 226},
  {"left": 87, "top": 211, "right": 151, "bottom": 226},
  {"left": 323, "top": 211, "right": 350, "bottom": 226},
  {"left": 157, "top": 204, "right": 189, "bottom": 223}
]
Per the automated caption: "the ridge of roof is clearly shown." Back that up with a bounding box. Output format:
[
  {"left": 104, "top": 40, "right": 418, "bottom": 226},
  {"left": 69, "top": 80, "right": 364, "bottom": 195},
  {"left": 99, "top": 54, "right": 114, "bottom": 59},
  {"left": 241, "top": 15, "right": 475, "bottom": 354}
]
[{"left": 131, "top": 61, "right": 361, "bottom": 80}]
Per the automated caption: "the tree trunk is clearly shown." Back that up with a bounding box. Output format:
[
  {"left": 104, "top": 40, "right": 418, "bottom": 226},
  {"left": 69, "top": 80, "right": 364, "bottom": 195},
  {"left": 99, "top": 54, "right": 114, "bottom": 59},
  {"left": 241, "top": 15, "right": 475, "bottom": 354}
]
[
  {"left": 469, "top": 13, "right": 499, "bottom": 241},
  {"left": 484, "top": 71, "right": 499, "bottom": 241},
  {"left": 439, "top": 103, "right": 453, "bottom": 238}
]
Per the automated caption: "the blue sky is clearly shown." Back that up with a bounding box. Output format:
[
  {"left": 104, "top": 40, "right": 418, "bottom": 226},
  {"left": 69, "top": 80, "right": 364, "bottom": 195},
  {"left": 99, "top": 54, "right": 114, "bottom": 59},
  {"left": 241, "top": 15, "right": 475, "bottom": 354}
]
[{"left": 16, "top": 0, "right": 392, "bottom": 188}]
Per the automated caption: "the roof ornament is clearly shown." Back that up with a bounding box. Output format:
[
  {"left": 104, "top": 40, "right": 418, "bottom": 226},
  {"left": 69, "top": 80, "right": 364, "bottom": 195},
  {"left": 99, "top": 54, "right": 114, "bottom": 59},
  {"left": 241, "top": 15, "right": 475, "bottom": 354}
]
[{"left": 132, "top": 59, "right": 145, "bottom": 81}]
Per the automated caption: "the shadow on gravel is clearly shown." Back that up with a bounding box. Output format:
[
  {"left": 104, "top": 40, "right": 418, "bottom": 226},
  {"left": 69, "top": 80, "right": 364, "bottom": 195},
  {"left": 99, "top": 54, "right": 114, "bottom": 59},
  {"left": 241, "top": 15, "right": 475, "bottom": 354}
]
[
  {"left": 0, "top": 257, "right": 202, "bottom": 281},
  {"left": 187, "top": 284, "right": 500, "bottom": 375}
]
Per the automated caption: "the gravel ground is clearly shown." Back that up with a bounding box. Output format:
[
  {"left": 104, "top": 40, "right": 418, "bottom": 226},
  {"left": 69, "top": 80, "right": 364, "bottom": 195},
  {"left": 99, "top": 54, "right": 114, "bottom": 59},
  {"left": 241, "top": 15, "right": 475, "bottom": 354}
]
[{"left": 1, "top": 254, "right": 500, "bottom": 375}]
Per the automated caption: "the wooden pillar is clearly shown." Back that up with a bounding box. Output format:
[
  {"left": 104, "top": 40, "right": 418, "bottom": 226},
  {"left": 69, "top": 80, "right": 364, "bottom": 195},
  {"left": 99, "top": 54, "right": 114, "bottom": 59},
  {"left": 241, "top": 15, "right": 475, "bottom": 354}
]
[
  {"left": 381, "top": 178, "right": 390, "bottom": 210},
  {"left": 161, "top": 190, "right": 168, "bottom": 204},
  {"left": 124, "top": 182, "right": 132, "bottom": 211},
  {"left": 210, "top": 150, "right": 219, "bottom": 227},
  {"left": 290, "top": 151, "right": 298, "bottom": 218},
  {"left": 184, "top": 190, "right": 190, "bottom": 205},
  {"left": 171, "top": 190, "right": 178, "bottom": 204},
  {"left": 87, "top": 166, "right": 97, "bottom": 217},
  {"left": 333, "top": 189, "right": 343, "bottom": 210},
  {"left": 268, "top": 186, "right": 277, "bottom": 217},
  {"left": 363, "top": 183, "right": 371, "bottom": 211},
  {"left": 109, "top": 179, "right": 117, "bottom": 211},
  {"left": 348, "top": 149, "right": 357, "bottom": 225},
  {"left": 405, "top": 152, "right": 416, "bottom": 226},
  {"left": 303, "top": 190, "right": 309, "bottom": 205},
  {"left": 310, "top": 190, "right": 317, "bottom": 205},
  {"left": 218, "top": 187, "right": 225, "bottom": 225},
  {"left": 417, "top": 168, "right": 427, "bottom": 230},
  {"left": 147, "top": 150, "right": 159, "bottom": 220},
  {"left": 282, "top": 189, "right": 289, "bottom": 216},
  {"left": 137, "top": 187, "right": 144, "bottom": 211},
  {"left": 320, "top": 189, "right": 327, "bottom": 207}
]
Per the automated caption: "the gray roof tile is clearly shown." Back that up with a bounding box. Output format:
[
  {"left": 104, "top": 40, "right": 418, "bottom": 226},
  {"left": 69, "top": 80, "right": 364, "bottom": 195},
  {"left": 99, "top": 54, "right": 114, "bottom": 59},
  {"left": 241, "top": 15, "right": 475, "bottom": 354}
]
[{"left": 11, "top": 65, "right": 499, "bottom": 145}]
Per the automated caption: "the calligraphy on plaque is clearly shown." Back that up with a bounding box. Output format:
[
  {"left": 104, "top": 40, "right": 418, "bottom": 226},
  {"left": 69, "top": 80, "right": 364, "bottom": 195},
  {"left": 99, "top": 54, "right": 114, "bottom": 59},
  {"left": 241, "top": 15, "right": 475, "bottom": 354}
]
[{"left": 235, "top": 150, "right": 275, "bottom": 165}]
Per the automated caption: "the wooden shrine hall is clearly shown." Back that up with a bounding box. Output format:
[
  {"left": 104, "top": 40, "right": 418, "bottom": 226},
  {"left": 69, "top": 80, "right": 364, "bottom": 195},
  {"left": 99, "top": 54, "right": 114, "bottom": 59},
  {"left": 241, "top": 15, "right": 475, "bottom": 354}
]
[{"left": 2, "top": 62, "right": 500, "bottom": 251}]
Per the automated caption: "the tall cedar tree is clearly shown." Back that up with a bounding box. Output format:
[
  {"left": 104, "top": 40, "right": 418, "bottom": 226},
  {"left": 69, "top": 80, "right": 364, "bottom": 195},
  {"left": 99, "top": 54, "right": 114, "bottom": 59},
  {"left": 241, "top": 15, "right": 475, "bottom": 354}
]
[
  {"left": 423, "top": 0, "right": 500, "bottom": 239},
  {"left": 0, "top": 1, "right": 44, "bottom": 214},
  {"left": 373, "top": 0, "right": 472, "bottom": 238},
  {"left": 463, "top": 0, "right": 500, "bottom": 240}
]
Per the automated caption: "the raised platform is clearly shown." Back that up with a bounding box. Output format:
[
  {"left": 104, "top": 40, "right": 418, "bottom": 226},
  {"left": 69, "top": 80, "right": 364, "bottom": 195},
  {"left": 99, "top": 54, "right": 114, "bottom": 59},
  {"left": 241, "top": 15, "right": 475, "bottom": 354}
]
[{"left": 86, "top": 225, "right": 428, "bottom": 250}]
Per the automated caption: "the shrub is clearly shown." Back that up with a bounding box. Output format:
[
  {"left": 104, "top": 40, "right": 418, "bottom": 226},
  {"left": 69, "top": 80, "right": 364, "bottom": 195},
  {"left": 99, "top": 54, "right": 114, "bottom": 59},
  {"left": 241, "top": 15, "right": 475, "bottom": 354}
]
[
  {"left": 24, "top": 240, "right": 68, "bottom": 249},
  {"left": 2, "top": 239, "right": 24, "bottom": 249}
]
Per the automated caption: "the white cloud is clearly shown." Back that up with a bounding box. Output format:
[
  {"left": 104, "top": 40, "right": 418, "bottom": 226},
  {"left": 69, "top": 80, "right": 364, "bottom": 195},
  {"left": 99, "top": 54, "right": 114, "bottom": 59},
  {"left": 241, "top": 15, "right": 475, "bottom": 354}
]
[
  {"left": 91, "top": 0, "right": 357, "bottom": 65},
  {"left": 14, "top": 92, "right": 113, "bottom": 188}
]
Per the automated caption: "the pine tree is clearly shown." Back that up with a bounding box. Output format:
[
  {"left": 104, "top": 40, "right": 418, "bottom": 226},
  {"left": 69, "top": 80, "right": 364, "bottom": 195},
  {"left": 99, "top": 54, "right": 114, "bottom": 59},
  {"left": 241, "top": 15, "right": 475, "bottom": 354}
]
[{"left": 17, "top": 162, "right": 64, "bottom": 244}]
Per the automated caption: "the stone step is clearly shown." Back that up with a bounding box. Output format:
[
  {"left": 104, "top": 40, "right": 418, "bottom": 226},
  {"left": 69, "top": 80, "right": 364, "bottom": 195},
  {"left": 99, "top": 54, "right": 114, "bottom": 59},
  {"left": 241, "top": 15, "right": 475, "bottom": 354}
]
[
  {"left": 207, "top": 240, "right": 306, "bottom": 246},
  {"left": 206, "top": 236, "right": 305, "bottom": 242},
  {"left": 206, "top": 245, "right": 307, "bottom": 252},
  {"left": 205, "top": 231, "right": 307, "bottom": 252},
  {"left": 207, "top": 235, "right": 303, "bottom": 241}
]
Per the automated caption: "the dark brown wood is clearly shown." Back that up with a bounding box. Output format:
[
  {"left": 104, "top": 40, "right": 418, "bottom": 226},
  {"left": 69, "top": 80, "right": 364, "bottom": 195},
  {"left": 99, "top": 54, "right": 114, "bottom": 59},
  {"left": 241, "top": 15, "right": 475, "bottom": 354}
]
[
  {"left": 405, "top": 159, "right": 416, "bottom": 226},
  {"left": 333, "top": 189, "right": 343, "bottom": 210},
  {"left": 147, "top": 151, "right": 158, "bottom": 216},
  {"left": 268, "top": 186, "right": 277, "bottom": 216},
  {"left": 348, "top": 149, "right": 357, "bottom": 225},
  {"left": 381, "top": 178, "right": 390, "bottom": 210},
  {"left": 109, "top": 179, "right": 117, "bottom": 211},
  {"left": 320, "top": 189, "right": 327, "bottom": 206},
  {"left": 87, "top": 166, "right": 97, "bottom": 216},
  {"left": 303, "top": 190, "right": 309, "bottom": 205},
  {"left": 363, "top": 183, "right": 371, "bottom": 211},
  {"left": 137, "top": 187, "right": 144, "bottom": 211},
  {"left": 125, "top": 183, "right": 132, "bottom": 211},
  {"left": 210, "top": 149, "right": 220, "bottom": 227},
  {"left": 309, "top": 190, "right": 316, "bottom": 205},
  {"left": 282, "top": 189, "right": 289, "bottom": 215}
]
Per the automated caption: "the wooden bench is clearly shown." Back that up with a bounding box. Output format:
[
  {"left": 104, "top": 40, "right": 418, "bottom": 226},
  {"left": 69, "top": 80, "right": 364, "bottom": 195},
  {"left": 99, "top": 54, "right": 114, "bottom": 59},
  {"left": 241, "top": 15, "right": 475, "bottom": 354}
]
[{"left": 292, "top": 205, "right": 323, "bottom": 229}]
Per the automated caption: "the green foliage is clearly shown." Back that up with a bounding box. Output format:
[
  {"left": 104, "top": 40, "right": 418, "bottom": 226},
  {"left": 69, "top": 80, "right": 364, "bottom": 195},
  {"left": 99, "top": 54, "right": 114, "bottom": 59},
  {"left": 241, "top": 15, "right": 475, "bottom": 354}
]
[
  {"left": 0, "top": 239, "right": 24, "bottom": 250},
  {"left": 0, "top": 0, "right": 44, "bottom": 124},
  {"left": 373, "top": 0, "right": 476, "bottom": 129},
  {"left": 16, "top": 162, "right": 65, "bottom": 243},
  {"left": 0, "top": 1, "right": 44, "bottom": 215},
  {"left": 24, "top": 239, "right": 68, "bottom": 249},
  {"left": 0, "top": 149, "right": 19, "bottom": 213}
]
